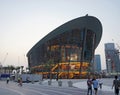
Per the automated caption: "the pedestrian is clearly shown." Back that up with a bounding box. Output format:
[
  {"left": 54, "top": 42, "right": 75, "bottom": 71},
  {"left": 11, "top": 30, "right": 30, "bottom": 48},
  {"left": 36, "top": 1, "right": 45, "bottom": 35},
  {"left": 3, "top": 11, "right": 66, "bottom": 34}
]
[
  {"left": 17, "top": 77, "right": 20, "bottom": 85},
  {"left": 19, "top": 77, "right": 22, "bottom": 86},
  {"left": 26, "top": 76, "right": 30, "bottom": 83},
  {"left": 87, "top": 76, "right": 92, "bottom": 95},
  {"left": 112, "top": 75, "right": 120, "bottom": 95},
  {"left": 6, "top": 77, "right": 10, "bottom": 84},
  {"left": 92, "top": 76, "right": 99, "bottom": 95},
  {"left": 98, "top": 76, "right": 103, "bottom": 89},
  {"left": 18, "top": 77, "right": 22, "bottom": 86}
]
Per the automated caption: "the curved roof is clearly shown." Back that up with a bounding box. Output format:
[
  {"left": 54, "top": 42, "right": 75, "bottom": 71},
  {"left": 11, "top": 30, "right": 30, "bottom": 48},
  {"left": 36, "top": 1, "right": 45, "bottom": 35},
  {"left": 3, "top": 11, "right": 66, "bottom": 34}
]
[{"left": 27, "top": 15, "right": 102, "bottom": 56}]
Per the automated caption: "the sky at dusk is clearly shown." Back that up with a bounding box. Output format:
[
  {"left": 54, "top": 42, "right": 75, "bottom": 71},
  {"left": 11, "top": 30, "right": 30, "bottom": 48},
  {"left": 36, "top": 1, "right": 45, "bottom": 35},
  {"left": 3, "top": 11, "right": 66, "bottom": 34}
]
[{"left": 0, "top": 0, "right": 120, "bottom": 70}]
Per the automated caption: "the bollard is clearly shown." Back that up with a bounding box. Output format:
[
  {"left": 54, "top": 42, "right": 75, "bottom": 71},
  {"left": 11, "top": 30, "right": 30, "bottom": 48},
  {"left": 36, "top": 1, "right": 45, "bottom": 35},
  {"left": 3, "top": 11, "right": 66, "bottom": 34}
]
[
  {"left": 68, "top": 81, "right": 73, "bottom": 87},
  {"left": 48, "top": 80, "right": 52, "bottom": 85},
  {"left": 58, "top": 81, "right": 62, "bottom": 87},
  {"left": 39, "top": 80, "right": 42, "bottom": 84},
  {"left": 32, "top": 80, "right": 34, "bottom": 84}
]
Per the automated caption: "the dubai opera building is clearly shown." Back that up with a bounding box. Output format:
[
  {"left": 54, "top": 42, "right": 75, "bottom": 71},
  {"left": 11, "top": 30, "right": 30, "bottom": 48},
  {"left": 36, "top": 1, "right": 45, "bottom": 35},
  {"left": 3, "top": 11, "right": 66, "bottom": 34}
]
[{"left": 27, "top": 15, "right": 102, "bottom": 79}]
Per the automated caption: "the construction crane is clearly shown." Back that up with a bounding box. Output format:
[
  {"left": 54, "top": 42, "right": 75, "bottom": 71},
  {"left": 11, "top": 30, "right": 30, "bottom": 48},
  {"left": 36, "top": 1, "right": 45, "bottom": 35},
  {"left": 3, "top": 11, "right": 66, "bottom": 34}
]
[
  {"left": 116, "top": 43, "right": 120, "bottom": 50},
  {"left": 112, "top": 39, "right": 120, "bottom": 52},
  {"left": 0, "top": 53, "right": 8, "bottom": 74},
  {"left": 2, "top": 53, "right": 8, "bottom": 65},
  {"left": 111, "top": 41, "right": 120, "bottom": 54}
]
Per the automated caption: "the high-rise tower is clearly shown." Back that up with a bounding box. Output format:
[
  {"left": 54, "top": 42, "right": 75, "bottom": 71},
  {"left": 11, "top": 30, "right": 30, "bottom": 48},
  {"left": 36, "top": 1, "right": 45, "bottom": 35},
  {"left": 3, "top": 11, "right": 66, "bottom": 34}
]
[
  {"left": 94, "top": 54, "right": 101, "bottom": 73},
  {"left": 105, "top": 43, "right": 120, "bottom": 74}
]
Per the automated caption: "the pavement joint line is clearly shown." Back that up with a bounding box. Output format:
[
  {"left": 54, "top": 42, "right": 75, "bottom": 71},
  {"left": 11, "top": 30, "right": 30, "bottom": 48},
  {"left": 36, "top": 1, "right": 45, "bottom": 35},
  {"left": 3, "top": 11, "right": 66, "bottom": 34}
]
[
  {"left": 0, "top": 86, "right": 25, "bottom": 95},
  {"left": 1, "top": 82, "right": 49, "bottom": 95},
  {"left": 23, "top": 87, "right": 49, "bottom": 95},
  {"left": 42, "top": 85, "right": 85, "bottom": 93},
  {"left": 26, "top": 84, "right": 73, "bottom": 95}
]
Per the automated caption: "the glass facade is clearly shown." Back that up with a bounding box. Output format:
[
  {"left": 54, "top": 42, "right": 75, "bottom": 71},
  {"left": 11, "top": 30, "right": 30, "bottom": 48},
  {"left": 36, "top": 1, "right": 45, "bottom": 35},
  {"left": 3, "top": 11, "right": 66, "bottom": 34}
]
[
  {"left": 27, "top": 28, "right": 96, "bottom": 79},
  {"left": 105, "top": 43, "right": 120, "bottom": 74}
]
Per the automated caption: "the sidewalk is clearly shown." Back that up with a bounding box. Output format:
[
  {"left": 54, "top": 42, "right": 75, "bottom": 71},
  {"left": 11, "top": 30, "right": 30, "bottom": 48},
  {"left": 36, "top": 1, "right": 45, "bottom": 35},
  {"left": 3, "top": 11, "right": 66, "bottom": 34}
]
[
  {"left": 39, "top": 78, "right": 115, "bottom": 94},
  {"left": 0, "top": 78, "right": 115, "bottom": 95},
  {"left": 0, "top": 81, "right": 21, "bottom": 95},
  {"left": 73, "top": 81, "right": 114, "bottom": 92}
]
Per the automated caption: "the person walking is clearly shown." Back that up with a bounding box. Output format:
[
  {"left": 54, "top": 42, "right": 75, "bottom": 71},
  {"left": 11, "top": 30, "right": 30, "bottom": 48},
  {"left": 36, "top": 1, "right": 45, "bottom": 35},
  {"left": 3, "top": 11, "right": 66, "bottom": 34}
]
[
  {"left": 87, "top": 76, "right": 92, "bottom": 95},
  {"left": 92, "top": 76, "right": 99, "bottom": 95},
  {"left": 98, "top": 76, "right": 103, "bottom": 89},
  {"left": 112, "top": 75, "right": 120, "bottom": 95},
  {"left": 18, "top": 77, "right": 22, "bottom": 86},
  {"left": 19, "top": 77, "right": 23, "bottom": 86},
  {"left": 6, "top": 77, "right": 10, "bottom": 84}
]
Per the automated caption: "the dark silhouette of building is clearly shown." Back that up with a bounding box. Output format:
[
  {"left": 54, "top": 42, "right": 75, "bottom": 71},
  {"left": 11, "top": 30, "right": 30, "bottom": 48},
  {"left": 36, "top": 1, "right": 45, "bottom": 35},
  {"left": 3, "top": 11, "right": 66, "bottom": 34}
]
[{"left": 27, "top": 15, "right": 102, "bottom": 79}]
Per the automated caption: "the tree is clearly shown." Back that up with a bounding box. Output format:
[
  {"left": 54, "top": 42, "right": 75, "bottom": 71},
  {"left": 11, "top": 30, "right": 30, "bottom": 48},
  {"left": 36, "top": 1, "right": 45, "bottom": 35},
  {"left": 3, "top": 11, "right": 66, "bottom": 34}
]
[{"left": 15, "top": 66, "right": 21, "bottom": 74}]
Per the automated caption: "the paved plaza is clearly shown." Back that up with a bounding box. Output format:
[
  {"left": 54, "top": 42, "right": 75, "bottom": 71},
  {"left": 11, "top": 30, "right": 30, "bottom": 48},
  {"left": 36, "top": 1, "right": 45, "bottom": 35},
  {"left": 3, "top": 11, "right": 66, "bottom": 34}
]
[{"left": 0, "top": 78, "right": 116, "bottom": 95}]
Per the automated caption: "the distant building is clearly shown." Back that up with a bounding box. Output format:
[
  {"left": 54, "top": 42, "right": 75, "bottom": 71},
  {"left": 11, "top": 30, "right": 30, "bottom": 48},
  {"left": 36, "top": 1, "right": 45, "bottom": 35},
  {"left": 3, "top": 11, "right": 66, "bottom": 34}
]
[
  {"left": 94, "top": 54, "right": 101, "bottom": 73},
  {"left": 105, "top": 43, "right": 120, "bottom": 74}
]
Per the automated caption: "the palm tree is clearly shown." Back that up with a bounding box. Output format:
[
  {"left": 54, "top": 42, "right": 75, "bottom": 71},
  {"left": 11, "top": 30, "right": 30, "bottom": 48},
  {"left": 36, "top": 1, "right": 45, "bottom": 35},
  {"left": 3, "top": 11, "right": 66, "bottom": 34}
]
[
  {"left": 15, "top": 66, "right": 21, "bottom": 74},
  {"left": 8, "top": 65, "right": 15, "bottom": 73}
]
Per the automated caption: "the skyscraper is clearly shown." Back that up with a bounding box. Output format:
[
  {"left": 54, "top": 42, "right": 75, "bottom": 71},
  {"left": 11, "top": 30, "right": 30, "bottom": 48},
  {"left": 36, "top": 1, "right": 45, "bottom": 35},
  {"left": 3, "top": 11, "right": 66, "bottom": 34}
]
[
  {"left": 94, "top": 54, "right": 101, "bottom": 73},
  {"left": 105, "top": 43, "right": 120, "bottom": 74}
]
